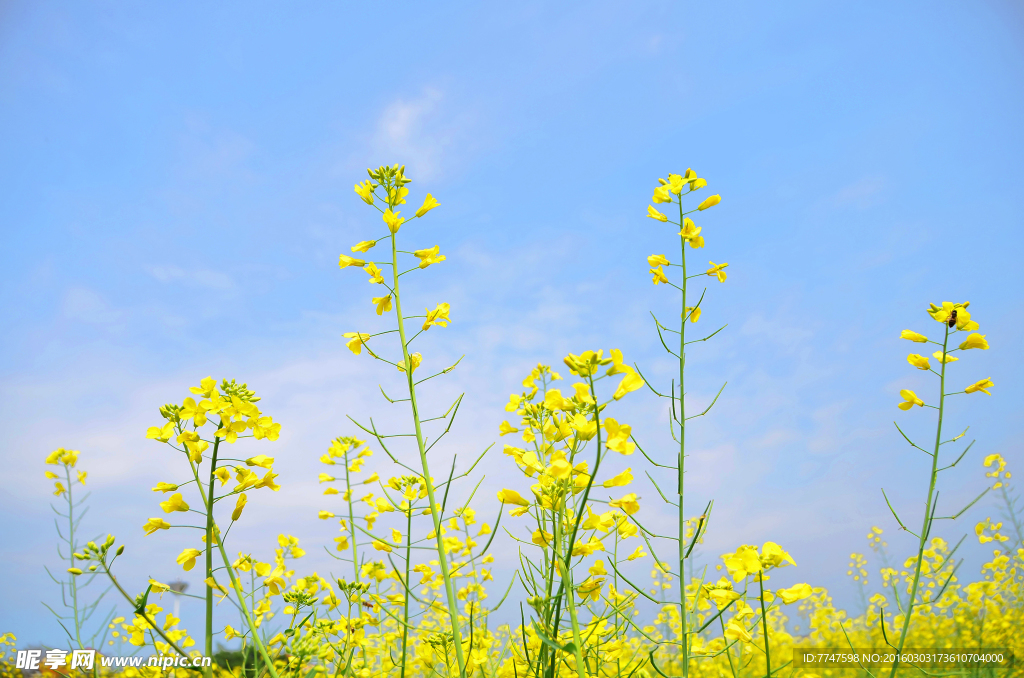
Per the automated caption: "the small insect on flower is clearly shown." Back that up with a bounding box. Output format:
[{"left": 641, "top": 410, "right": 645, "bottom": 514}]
[{"left": 948, "top": 309, "right": 957, "bottom": 328}]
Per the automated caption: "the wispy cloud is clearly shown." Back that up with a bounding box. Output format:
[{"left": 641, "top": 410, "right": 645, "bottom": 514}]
[
  {"left": 148, "top": 264, "right": 236, "bottom": 292},
  {"left": 363, "top": 87, "right": 476, "bottom": 182}
]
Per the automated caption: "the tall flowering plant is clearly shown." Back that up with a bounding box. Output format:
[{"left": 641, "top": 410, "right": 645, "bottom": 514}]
[{"left": 884, "top": 301, "right": 993, "bottom": 675}]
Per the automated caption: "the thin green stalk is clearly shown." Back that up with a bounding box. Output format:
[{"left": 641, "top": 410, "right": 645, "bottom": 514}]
[
  {"left": 344, "top": 448, "right": 360, "bottom": 582},
  {"left": 389, "top": 217, "right": 467, "bottom": 677},
  {"left": 888, "top": 324, "right": 949, "bottom": 677},
  {"left": 204, "top": 434, "right": 221, "bottom": 678},
  {"left": 757, "top": 572, "right": 771, "bottom": 678},
  {"left": 65, "top": 466, "right": 84, "bottom": 649},
  {"left": 677, "top": 197, "right": 689, "bottom": 677},
  {"left": 400, "top": 507, "right": 413, "bottom": 678},
  {"left": 554, "top": 518, "right": 588, "bottom": 677}
]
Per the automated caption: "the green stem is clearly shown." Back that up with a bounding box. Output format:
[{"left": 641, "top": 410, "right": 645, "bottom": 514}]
[
  {"left": 400, "top": 508, "right": 413, "bottom": 678},
  {"left": 204, "top": 435, "right": 221, "bottom": 678},
  {"left": 66, "top": 466, "right": 84, "bottom": 649},
  {"left": 389, "top": 213, "right": 467, "bottom": 678},
  {"left": 677, "top": 197, "right": 689, "bottom": 677},
  {"left": 555, "top": 519, "right": 588, "bottom": 677},
  {"left": 888, "top": 324, "right": 949, "bottom": 677},
  {"left": 344, "top": 448, "right": 360, "bottom": 582},
  {"left": 757, "top": 571, "right": 771, "bottom": 678}
]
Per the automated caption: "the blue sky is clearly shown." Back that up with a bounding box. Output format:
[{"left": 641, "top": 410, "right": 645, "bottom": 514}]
[{"left": 2, "top": 0, "right": 1022, "bottom": 648}]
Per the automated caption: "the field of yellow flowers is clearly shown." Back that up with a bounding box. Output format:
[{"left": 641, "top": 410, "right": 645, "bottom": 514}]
[{"left": 2, "top": 165, "right": 1019, "bottom": 678}]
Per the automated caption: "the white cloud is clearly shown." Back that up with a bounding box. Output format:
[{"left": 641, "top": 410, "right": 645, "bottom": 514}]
[
  {"left": 361, "top": 87, "right": 476, "bottom": 183},
  {"left": 148, "top": 264, "right": 236, "bottom": 291}
]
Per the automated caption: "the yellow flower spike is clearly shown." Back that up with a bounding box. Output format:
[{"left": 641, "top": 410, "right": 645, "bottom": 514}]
[
  {"left": 354, "top": 180, "right": 375, "bottom": 205},
  {"left": 497, "top": 488, "right": 530, "bottom": 507},
  {"left": 932, "top": 351, "right": 958, "bottom": 364},
  {"left": 898, "top": 389, "right": 925, "bottom": 410},
  {"left": 338, "top": 254, "right": 366, "bottom": 269},
  {"left": 343, "top": 332, "right": 370, "bottom": 355},
  {"left": 415, "top": 193, "right": 439, "bottom": 217},
  {"left": 231, "top": 494, "right": 247, "bottom": 521},
  {"left": 414, "top": 245, "right": 446, "bottom": 269},
  {"left": 422, "top": 303, "right": 451, "bottom": 330},
  {"left": 371, "top": 540, "right": 392, "bottom": 553},
  {"left": 333, "top": 535, "right": 349, "bottom": 551},
  {"left": 498, "top": 421, "right": 519, "bottom": 436},
  {"left": 706, "top": 261, "right": 728, "bottom": 282},
  {"left": 697, "top": 194, "right": 721, "bottom": 211},
  {"left": 176, "top": 548, "right": 202, "bottom": 571},
  {"left": 143, "top": 518, "right": 171, "bottom": 535},
  {"left": 647, "top": 254, "right": 669, "bottom": 267},
  {"left": 318, "top": 473, "right": 335, "bottom": 483},
  {"left": 391, "top": 528, "right": 402, "bottom": 544},
  {"left": 382, "top": 209, "right": 405, "bottom": 233},
  {"left": 159, "top": 493, "right": 190, "bottom": 514},
  {"left": 214, "top": 468, "right": 230, "bottom": 486},
  {"left": 650, "top": 265, "right": 669, "bottom": 285},
  {"left": 900, "top": 329, "right": 928, "bottom": 343},
  {"left": 652, "top": 186, "right": 672, "bottom": 204},
  {"left": 959, "top": 333, "right": 989, "bottom": 350},
  {"left": 965, "top": 377, "right": 994, "bottom": 395},
  {"left": 589, "top": 560, "right": 607, "bottom": 576},
  {"left": 907, "top": 354, "right": 931, "bottom": 370},
  {"left": 151, "top": 482, "right": 178, "bottom": 493},
  {"left": 396, "top": 352, "right": 422, "bottom": 374},
  {"left": 647, "top": 205, "right": 669, "bottom": 222}
]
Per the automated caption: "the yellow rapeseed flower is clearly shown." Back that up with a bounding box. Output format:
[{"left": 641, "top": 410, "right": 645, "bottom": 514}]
[
  {"left": 382, "top": 209, "right": 404, "bottom": 234},
  {"left": 232, "top": 494, "right": 247, "bottom": 521},
  {"left": 176, "top": 548, "right": 202, "bottom": 571},
  {"left": 907, "top": 354, "right": 931, "bottom": 370},
  {"left": 898, "top": 389, "right": 925, "bottom": 410},
  {"left": 706, "top": 261, "right": 728, "bottom": 282},
  {"left": 159, "top": 493, "right": 190, "bottom": 514},
  {"left": 647, "top": 205, "right": 668, "bottom": 222},
  {"left": 697, "top": 194, "right": 721, "bottom": 211},
  {"left": 372, "top": 294, "right": 393, "bottom": 315},
  {"left": 900, "top": 329, "right": 928, "bottom": 342},
  {"left": 415, "top": 193, "right": 439, "bottom": 217},
  {"left": 647, "top": 254, "right": 669, "bottom": 267},
  {"left": 414, "top": 245, "right": 446, "bottom": 269},
  {"left": 338, "top": 254, "right": 366, "bottom": 269},
  {"left": 959, "top": 333, "right": 989, "bottom": 350},
  {"left": 965, "top": 377, "right": 994, "bottom": 395},
  {"left": 351, "top": 240, "right": 376, "bottom": 253},
  {"left": 143, "top": 518, "right": 171, "bottom": 535}
]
